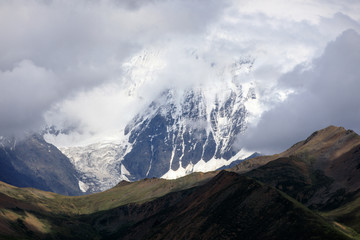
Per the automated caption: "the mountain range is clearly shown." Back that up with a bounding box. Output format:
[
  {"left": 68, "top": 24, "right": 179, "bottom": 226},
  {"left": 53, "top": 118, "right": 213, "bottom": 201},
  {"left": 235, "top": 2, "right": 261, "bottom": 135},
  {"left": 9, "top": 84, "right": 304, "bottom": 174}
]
[
  {"left": 0, "top": 125, "right": 359, "bottom": 239},
  {"left": 44, "top": 52, "right": 258, "bottom": 193}
]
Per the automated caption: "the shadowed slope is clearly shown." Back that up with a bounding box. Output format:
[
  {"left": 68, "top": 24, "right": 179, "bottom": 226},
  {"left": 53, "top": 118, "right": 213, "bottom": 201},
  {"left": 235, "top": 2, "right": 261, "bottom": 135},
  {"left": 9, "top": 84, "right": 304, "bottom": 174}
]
[
  {"left": 230, "top": 126, "right": 360, "bottom": 237},
  {"left": 238, "top": 126, "right": 360, "bottom": 209},
  {"left": 0, "top": 126, "right": 359, "bottom": 239},
  {"left": 0, "top": 134, "right": 81, "bottom": 196},
  {"left": 0, "top": 171, "right": 351, "bottom": 240},
  {"left": 103, "top": 171, "right": 350, "bottom": 240},
  {"left": 0, "top": 172, "right": 217, "bottom": 239}
]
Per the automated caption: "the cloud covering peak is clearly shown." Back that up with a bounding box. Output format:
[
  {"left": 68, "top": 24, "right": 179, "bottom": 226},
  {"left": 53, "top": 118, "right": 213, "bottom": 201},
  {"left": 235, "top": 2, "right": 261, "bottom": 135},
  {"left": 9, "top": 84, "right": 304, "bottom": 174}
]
[
  {"left": 0, "top": 0, "right": 226, "bottom": 137},
  {"left": 0, "top": 0, "right": 359, "bottom": 150}
]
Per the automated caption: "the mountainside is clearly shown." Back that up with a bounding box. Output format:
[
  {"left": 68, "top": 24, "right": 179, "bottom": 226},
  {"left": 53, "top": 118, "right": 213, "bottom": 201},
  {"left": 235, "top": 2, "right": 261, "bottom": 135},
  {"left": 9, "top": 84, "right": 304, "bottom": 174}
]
[
  {"left": 0, "top": 171, "right": 351, "bottom": 240},
  {"left": 0, "top": 126, "right": 359, "bottom": 239},
  {"left": 108, "top": 171, "right": 350, "bottom": 240},
  {"left": 235, "top": 126, "right": 360, "bottom": 210},
  {"left": 231, "top": 125, "right": 360, "bottom": 236},
  {"left": 53, "top": 51, "right": 258, "bottom": 193},
  {"left": 0, "top": 171, "right": 218, "bottom": 239},
  {"left": 121, "top": 86, "right": 250, "bottom": 181},
  {"left": 0, "top": 134, "right": 82, "bottom": 196}
]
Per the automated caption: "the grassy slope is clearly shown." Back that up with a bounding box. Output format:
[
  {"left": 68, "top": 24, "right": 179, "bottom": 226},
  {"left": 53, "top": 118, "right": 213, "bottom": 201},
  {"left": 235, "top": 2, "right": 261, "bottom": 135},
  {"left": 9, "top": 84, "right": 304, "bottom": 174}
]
[
  {"left": 0, "top": 171, "right": 354, "bottom": 240},
  {"left": 233, "top": 126, "right": 360, "bottom": 239},
  {"left": 231, "top": 126, "right": 360, "bottom": 174},
  {"left": 0, "top": 171, "right": 217, "bottom": 214},
  {"left": 1, "top": 126, "right": 360, "bottom": 239},
  {"left": 110, "top": 171, "right": 352, "bottom": 240},
  {"left": 0, "top": 172, "right": 217, "bottom": 239},
  {"left": 322, "top": 193, "right": 360, "bottom": 238}
]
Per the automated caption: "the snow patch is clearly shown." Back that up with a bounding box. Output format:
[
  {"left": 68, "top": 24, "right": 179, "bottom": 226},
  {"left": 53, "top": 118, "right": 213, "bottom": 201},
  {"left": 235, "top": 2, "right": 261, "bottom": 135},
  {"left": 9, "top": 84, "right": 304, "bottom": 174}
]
[
  {"left": 161, "top": 148, "right": 252, "bottom": 180},
  {"left": 78, "top": 180, "right": 89, "bottom": 193},
  {"left": 120, "top": 164, "right": 130, "bottom": 176}
]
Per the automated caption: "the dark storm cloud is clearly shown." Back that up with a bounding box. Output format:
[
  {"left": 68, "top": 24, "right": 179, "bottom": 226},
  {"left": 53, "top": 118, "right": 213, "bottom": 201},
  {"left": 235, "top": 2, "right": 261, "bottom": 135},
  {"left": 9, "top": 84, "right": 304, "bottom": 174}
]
[{"left": 238, "top": 29, "right": 360, "bottom": 154}]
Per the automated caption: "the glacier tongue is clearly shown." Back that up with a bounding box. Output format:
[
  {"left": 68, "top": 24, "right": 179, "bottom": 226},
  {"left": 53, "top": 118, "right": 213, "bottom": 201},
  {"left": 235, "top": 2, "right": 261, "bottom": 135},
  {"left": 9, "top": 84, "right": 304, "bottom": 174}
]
[{"left": 60, "top": 141, "right": 130, "bottom": 193}]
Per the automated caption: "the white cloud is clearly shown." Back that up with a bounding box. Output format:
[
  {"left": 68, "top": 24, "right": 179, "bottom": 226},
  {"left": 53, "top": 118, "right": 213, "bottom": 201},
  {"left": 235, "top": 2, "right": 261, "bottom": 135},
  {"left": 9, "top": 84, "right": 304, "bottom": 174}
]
[
  {"left": 1, "top": 0, "right": 359, "bottom": 146},
  {"left": 0, "top": 0, "right": 226, "bottom": 137},
  {"left": 0, "top": 60, "right": 60, "bottom": 136},
  {"left": 237, "top": 29, "right": 360, "bottom": 154}
]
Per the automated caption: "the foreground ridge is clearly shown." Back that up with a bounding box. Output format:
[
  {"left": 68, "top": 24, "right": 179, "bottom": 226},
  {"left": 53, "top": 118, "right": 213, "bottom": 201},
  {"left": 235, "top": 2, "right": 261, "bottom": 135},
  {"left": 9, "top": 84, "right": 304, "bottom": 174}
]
[{"left": 0, "top": 126, "right": 359, "bottom": 239}]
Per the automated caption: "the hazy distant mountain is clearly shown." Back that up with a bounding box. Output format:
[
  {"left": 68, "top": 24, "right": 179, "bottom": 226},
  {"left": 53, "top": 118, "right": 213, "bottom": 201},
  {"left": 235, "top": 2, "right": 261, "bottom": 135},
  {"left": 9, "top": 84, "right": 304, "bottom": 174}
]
[{"left": 0, "top": 134, "right": 81, "bottom": 195}]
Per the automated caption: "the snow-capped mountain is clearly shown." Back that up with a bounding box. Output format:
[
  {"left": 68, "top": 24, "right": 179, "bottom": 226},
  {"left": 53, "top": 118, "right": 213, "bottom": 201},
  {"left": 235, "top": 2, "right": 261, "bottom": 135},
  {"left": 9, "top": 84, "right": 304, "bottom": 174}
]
[
  {"left": 46, "top": 50, "right": 260, "bottom": 193},
  {"left": 121, "top": 86, "right": 251, "bottom": 181}
]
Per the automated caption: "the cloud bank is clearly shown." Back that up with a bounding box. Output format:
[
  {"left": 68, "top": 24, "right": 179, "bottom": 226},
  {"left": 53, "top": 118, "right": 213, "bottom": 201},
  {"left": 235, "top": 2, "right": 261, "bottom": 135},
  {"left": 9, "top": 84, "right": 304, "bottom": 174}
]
[
  {"left": 1, "top": 0, "right": 360, "bottom": 150},
  {"left": 238, "top": 29, "right": 360, "bottom": 154},
  {"left": 0, "top": 0, "right": 226, "bottom": 137}
]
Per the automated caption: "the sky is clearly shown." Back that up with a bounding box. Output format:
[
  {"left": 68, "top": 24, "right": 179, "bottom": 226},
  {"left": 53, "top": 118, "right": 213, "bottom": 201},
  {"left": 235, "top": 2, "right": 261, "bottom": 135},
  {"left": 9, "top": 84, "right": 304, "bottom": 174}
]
[{"left": 0, "top": 0, "right": 360, "bottom": 153}]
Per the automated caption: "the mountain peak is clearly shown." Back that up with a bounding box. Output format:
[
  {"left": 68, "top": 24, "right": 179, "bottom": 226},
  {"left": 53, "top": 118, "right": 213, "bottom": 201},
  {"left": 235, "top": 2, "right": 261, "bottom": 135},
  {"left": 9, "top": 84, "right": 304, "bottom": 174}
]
[
  {"left": 282, "top": 125, "right": 359, "bottom": 160},
  {"left": 231, "top": 125, "right": 360, "bottom": 176},
  {"left": 303, "top": 125, "right": 346, "bottom": 144}
]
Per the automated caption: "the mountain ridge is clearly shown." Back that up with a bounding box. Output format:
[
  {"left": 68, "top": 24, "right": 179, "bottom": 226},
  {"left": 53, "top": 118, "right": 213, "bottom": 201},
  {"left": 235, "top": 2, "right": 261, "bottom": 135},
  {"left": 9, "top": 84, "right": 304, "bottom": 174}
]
[
  {"left": 0, "top": 170, "right": 352, "bottom": 240},
  {"left": 0, "top": 125, "right": 360, "bottom": 239}
]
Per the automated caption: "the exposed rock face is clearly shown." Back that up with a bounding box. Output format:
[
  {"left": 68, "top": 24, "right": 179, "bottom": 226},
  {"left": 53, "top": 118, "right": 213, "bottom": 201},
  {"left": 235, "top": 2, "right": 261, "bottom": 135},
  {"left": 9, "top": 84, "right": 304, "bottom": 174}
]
[{"left": 121, "top": 88, "right": 248, "bottom": 181}]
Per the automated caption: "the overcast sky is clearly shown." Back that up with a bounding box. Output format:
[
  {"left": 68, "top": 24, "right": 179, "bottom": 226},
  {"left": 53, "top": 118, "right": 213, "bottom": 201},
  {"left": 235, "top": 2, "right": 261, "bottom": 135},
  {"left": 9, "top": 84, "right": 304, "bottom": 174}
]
[{"left": 1, "top": 0, "right": 360, "bottom": 153}]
